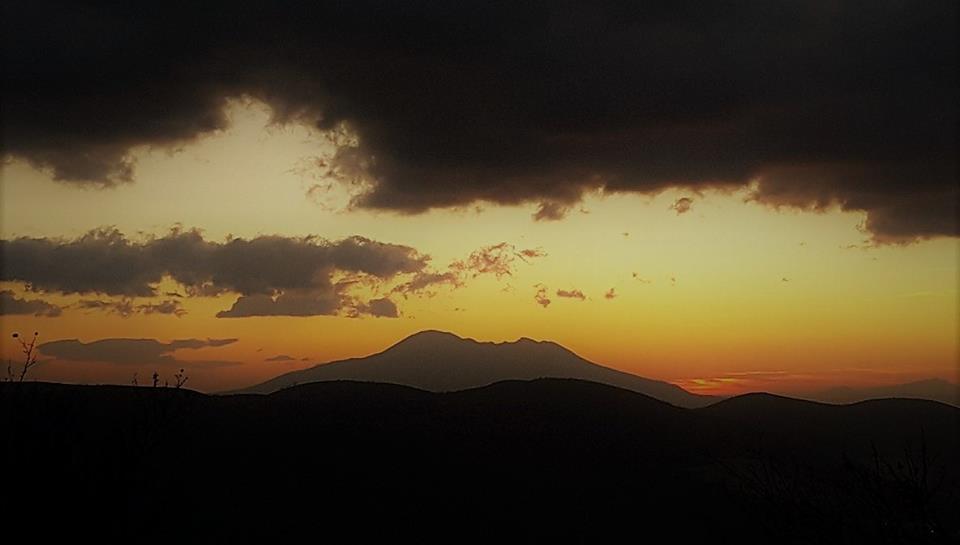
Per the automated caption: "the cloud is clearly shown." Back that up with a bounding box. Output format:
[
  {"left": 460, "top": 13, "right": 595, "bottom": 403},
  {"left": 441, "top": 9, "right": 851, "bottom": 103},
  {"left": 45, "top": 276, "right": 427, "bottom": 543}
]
[
  {"left": 0, "top": 290, "right": 62, "bottom": 317},
  {"left": 670, "top": 197, "right": 694, "bottom": 215},
  {"left": 2, "top": 227, "right": 432, "bottom": 317},
  {"left": 38, "top": 337, "right": 239, "bottom": 366},
  {"left": 1, "top": 227, "right": 429, "bottom": 297},
  {"left": 392, "top": 271, "right": 462, "bottom": 297},
  {"left": 533, "top": 201, "right": 570, "bottom": 222},
  {"left": 2, "top": 229, "right": 547, "bottom": 317},
  {"left": 140, "top": 300, "right": 186, "bottom": 316},
  {"left": 517, "top": 248, "right": 547, "bottom": 261},
  {"left": 604, "top": 288, "right": 617, "bottom": 300},
  {"left": 391, "top": 243, "right": 544, "bottom": 297},
  {"left": 265, "top": 354, "right": 296, "bottom": 362},
  {"left": 169, "top": 338, "right": 237, "bottom": 349},
  {"left": 217, "top": 290, "right": 400, "bottom": 319},
  {"left": 556, "top": 289, "right": 587, "bottom": 301},
  {"left": 2, "top": 228, "right": 164, "bottom": 297},
  {"left": 354, "top": 297, "right": 399, "bottom": 318},
  {"left": 216, "top": 289, "right": 341, "bottom": 318},
  {"left": 533, "top": 284, "right": 551, "bottom": 308},
  {"left": 5, "top": 2, "right": 954, "bottom": 242},
  {"left": 450, "top": 243, "right": 546, "bottom": 279},
  {"left": 76, "top": 298, "right": 186, "bottom": 317}
]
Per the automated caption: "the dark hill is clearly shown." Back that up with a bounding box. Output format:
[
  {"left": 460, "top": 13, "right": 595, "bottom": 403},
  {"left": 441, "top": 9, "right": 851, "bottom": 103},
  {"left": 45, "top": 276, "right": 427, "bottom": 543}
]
[
  {"left": 3, "top": 380, "right": 958, "bottom": 544},
  {"left": 702, "top": 392, "right": 960, "bottom": 460},
  {"left": 801, "top": 378, "right": 960, "bottom": 407}
]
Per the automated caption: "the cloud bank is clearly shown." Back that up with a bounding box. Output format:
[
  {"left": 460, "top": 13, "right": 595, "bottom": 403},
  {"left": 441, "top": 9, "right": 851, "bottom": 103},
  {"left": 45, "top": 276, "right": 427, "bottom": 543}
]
[
  {"left": 39, "top": 337, "right": 239, "bottom": 367},
  {"left": 3, "top": 1, "right": 955, "bottom": 241},
  {"left": 1, "top": 228, "right": 545, "bottom": 317},
  {"left": 0, "top": 290, "right": 62, "bottom": 317}
]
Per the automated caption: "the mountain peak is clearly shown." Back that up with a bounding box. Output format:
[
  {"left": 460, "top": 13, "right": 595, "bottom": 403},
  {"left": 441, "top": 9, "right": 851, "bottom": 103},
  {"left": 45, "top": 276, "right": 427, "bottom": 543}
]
[
  {"left": 400, "top": 329, "right": 464, "bottom": 343},
  {"left": 391, "top": 330, "right": 475, "bottom": 351},
  {"left": 238, "top": 329, "right": 716, "bottom": 408},
  {"left": 395, "top": 330, "right": 563, "bottom": 352}
]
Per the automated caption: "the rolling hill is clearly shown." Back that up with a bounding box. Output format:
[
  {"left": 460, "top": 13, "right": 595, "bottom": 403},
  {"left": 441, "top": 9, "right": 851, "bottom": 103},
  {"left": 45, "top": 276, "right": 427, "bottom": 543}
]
[
  {"left": 800, "top": 378, "right": 959, "bottom": 407},
  {"left": 4, "top": 379, "right": 958, "bottom": 543}
]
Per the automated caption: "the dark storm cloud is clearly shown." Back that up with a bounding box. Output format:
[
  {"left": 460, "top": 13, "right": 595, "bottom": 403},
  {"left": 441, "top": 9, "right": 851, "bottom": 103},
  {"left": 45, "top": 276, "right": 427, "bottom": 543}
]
[
  {"left": 0, "top": 290, "right": 62, "bottom": 317},
  {"left": 3, "top": 1, "right": 956, "bottom": 241},
  {"left": 1, "top": 227, "right": 431, "bottom": 317},
  {"left": 1, "top": 228, "right": 548, "bottom": 317},
  {"left": 38, "top": 337, "right": 239, "bottom": 366},
  {"left": 1, "top": 227, "right": 428, "bottom": 295},
  {"left": 1, "top": 228, "right": 163, "bottom": 296}
]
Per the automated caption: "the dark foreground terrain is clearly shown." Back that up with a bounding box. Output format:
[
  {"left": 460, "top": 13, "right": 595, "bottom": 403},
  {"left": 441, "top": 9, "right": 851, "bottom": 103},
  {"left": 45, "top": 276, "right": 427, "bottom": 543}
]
[{"left": 3, "top": 379, "right": 959, "bottom": 544}]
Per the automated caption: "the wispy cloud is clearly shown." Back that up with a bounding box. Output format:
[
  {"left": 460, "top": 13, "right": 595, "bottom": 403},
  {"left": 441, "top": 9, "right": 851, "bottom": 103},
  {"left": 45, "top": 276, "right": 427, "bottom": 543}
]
[{"left": 556, "top": 288, "right": 586, "bottom": 301}]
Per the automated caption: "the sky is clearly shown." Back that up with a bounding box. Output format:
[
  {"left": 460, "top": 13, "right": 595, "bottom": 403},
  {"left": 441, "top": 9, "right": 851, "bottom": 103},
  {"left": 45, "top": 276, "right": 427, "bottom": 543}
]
[{"left": 1, "top": 1, "right": 957, "bottom": 394}]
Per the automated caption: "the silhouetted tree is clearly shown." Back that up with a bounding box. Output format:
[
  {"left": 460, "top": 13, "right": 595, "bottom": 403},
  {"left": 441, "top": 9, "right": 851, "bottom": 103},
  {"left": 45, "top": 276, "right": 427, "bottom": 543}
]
[{"left": 6, "top": 331, "right": 40, "bottom": 382}]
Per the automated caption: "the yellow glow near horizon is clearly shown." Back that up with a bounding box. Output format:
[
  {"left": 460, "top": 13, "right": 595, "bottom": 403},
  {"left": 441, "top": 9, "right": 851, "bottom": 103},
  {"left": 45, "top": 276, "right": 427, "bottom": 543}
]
[{"left": 2, "top": 101, "right": 957, "bottom": 394}]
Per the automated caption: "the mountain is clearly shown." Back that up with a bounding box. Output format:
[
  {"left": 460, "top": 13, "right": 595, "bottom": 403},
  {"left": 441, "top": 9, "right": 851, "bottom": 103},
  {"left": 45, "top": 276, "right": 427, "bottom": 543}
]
[
  {"left": 236, "top": 329, "right": 716, "bottom": 408},
  {"left": 800, "top": 378, "right": 959, "bottom": 407}
]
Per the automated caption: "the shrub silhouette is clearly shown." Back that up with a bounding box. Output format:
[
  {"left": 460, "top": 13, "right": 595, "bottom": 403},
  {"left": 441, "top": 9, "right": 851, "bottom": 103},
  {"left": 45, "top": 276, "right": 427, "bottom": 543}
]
[
  {"left": 718, "top": 431, "right": 956, "bottom": 544},
  {"left": 6, "top": 331, "right": 40, "bottom": 382}
]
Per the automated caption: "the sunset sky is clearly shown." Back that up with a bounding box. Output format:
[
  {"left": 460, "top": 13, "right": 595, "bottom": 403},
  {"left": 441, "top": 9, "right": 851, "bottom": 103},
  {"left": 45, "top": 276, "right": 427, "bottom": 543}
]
[{"left": 2, "top": 1, "right": 956, "bottom": 394}]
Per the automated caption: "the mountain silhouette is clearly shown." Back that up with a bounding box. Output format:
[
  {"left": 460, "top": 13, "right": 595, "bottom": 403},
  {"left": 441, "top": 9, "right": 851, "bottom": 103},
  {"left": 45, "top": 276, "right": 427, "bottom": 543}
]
[
  {"left": 800, "top": 378, "right": 959, "bottom": 407},
  {"left": 238, "top": 329, "right": 716, "bottom": 407}
]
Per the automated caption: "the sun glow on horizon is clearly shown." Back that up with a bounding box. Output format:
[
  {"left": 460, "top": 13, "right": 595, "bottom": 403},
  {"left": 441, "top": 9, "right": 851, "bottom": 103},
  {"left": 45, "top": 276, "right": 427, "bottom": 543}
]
[{"left": 2, "top": 101, "right": 957, "bottom": 395}]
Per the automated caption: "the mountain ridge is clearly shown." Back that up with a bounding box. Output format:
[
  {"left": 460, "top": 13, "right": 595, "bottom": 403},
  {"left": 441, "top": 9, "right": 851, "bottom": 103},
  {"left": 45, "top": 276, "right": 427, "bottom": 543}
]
[
  {"left": 7, "top": 377, "right": 958, "bottom": 543},
  {"left": 798, "top": 378, "right": 959, "bottom": 407},
  {"left": 235, "top": 329, "right": 718, "bottom": 408}
]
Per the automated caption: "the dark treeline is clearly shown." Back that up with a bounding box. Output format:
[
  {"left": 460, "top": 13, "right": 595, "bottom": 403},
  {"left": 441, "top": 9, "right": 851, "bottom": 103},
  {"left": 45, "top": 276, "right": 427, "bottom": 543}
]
[{"left": 3, "top": 379, "right": 958, "bottom": 543}]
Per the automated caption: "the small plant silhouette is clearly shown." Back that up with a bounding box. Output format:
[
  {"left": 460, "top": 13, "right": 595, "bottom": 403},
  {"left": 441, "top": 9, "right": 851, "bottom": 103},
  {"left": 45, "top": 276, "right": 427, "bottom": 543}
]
[
  {"left": 6, "top": 331, "right": 40, "bottom": 382},
  {"left": 173, "top": 368, "right": 188, "bottom": 389}
]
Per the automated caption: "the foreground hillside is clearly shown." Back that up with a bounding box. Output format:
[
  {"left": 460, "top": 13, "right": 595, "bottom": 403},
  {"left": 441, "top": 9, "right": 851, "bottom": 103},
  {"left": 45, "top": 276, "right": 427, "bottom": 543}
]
[{"left": 4, "top": 380, "right": 958, "bottom": 543}]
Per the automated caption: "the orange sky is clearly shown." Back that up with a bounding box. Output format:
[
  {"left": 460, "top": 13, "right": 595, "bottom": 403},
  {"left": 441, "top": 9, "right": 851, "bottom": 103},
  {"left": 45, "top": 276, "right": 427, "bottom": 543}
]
[{"left": 2, "top": 101, "right": 957, "bottom": 394}]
